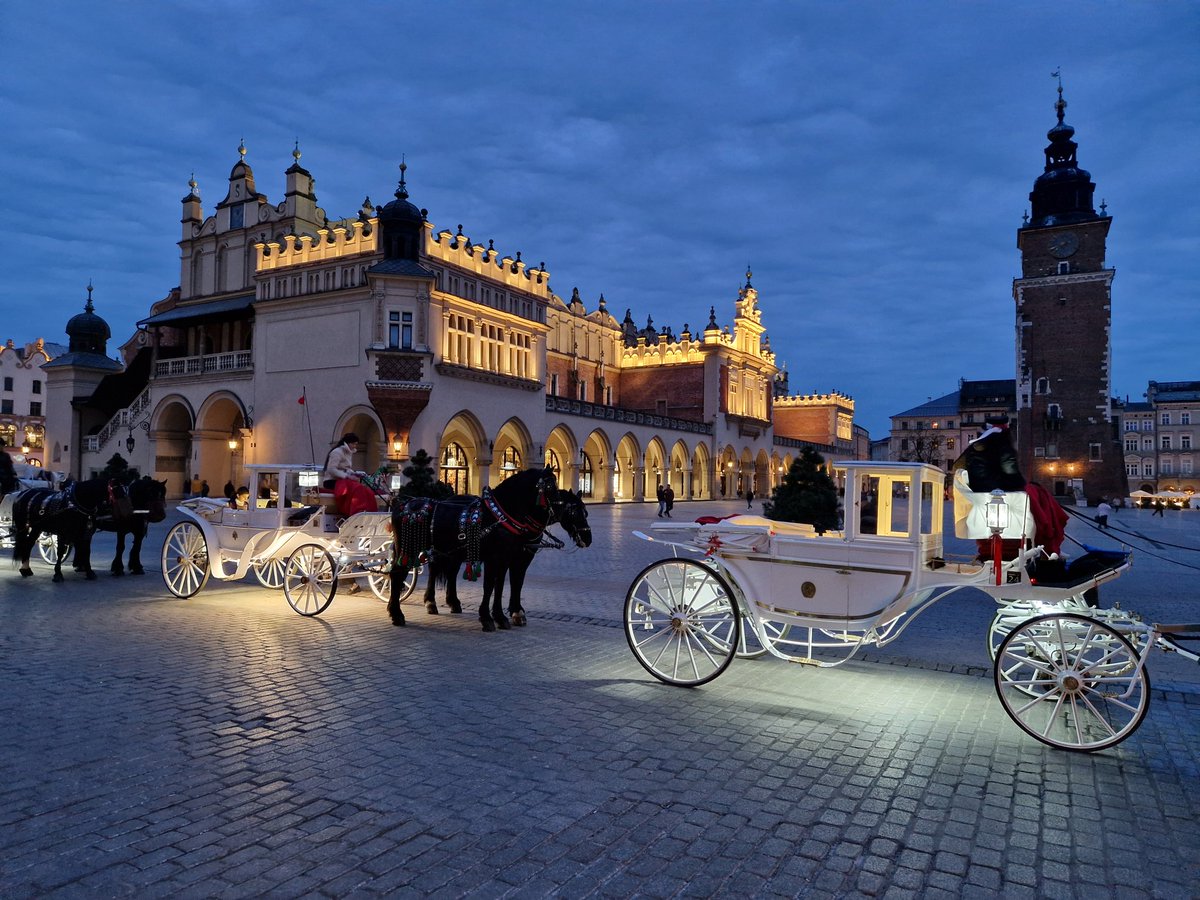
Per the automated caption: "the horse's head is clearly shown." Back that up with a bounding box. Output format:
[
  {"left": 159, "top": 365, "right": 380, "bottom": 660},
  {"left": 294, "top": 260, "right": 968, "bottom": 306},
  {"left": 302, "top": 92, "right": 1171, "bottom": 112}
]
[
  {"left": 551, "top": 488, "right": 592, "bottom": 548},
  {"left": 129, "top": 476, "right": 168, "bottom": 523}
]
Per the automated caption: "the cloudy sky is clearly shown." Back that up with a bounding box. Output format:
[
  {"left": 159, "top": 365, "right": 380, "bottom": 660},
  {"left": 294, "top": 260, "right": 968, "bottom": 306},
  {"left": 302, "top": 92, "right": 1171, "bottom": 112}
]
[{"left": 2, "top": 2, "right": 1196, "bottom": 436}]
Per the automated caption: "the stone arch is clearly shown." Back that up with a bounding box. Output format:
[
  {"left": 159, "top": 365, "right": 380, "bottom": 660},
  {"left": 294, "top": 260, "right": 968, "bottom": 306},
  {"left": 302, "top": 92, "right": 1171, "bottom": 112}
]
[
  {"left": 667, "top": 440, "right": 690, "bottom": 498},
  {"left": 545, "top": 423, "right": 579, "bottom": 491},
  {"left": 644, "top": 437, "right": 668, "bottom": 495},
  {"left": 438, "top": 409, "right": 488, "bottom": 495},
  {"left": 581, "top": 428, "right": 614, "bottom": 501},
  {"left": 332, "top": 405, "right": 386, "bottom": 476},
  {"left": 754, "top": 448, "right": 771, "bottom": 498},
  {"left": 614, "top": 432, "right": 643, "bottom": 501},
  {"left": 194, "top": 391, "right": 251, "bottom": 496},
  {"left": 149, "top": 394, "right": 196, "bottom": 497},
  {"left": 691, "top": 442, "right": 712, "bottom": 500},
  {"left": 492, "top": 417, "right": 534, "bottom": 484}
]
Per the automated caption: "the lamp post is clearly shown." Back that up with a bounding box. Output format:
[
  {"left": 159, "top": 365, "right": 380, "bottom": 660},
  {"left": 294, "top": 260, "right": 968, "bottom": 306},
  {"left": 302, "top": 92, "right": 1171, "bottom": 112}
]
[{"left": 985, "top": 489, "right": 1009, "bottom": 586}]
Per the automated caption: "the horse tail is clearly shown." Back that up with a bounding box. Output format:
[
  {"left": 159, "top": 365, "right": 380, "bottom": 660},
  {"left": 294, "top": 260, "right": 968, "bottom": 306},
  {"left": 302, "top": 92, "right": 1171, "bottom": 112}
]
[{"left": 10, "top": 490, "right": 36, "bottom": 561}]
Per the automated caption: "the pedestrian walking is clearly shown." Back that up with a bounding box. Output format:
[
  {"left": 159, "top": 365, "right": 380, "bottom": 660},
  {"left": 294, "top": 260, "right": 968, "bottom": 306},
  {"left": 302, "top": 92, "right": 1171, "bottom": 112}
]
[
  {"left": 1153, "top": 499, "right": 1165, "bottom": 517},
  {"left": 656, "top": 484, "right": 666, "bottom": 517},
  {"left": 664, "top": 484, "right": 675, "bottom": 518},
  {"left": 746, "top": 488, "right": 754, "bottom": 509},
  {"left": 1095, "top": 499, "right": 1113, "bottom": 529},
  {"left": 200, "top": 480, "right": 210, "bottom": 498}
]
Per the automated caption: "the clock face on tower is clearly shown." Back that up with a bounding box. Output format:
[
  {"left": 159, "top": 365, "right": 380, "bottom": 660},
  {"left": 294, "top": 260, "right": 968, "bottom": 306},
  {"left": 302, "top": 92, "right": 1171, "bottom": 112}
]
[{"left": 1048, "top": 231, "right": 1079, "bottom": 259}]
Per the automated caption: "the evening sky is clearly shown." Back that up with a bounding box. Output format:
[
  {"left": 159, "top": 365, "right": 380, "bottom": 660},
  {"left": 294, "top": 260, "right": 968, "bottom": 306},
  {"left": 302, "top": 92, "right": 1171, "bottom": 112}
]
[{"left": 1, "top": 2, "right": 1196, "bottom": 436}]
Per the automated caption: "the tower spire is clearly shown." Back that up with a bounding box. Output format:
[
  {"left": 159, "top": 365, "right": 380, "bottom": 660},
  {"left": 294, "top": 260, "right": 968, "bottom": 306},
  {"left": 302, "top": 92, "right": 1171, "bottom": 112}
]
[{"left": 396, "top": 156, "right": 408, "bottom": 200}]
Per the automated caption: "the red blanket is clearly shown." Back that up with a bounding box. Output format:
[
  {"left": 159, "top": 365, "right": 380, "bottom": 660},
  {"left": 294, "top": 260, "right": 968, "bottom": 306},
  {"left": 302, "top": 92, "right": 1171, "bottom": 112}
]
[{"left": 1026, "top": 483, "right": 1068, "bottom": 555}]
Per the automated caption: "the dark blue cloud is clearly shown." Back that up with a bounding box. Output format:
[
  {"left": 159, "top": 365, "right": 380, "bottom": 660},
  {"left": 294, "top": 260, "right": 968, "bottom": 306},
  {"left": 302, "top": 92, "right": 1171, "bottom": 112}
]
[{"left": 1, "top": 1, "right": 1196, "bottom": 435}]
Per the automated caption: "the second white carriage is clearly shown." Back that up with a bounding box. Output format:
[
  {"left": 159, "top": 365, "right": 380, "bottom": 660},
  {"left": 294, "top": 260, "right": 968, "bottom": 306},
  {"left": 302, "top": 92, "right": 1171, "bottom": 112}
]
[{"left": 160, "top": 464, "right": 413, "bottom": 615}]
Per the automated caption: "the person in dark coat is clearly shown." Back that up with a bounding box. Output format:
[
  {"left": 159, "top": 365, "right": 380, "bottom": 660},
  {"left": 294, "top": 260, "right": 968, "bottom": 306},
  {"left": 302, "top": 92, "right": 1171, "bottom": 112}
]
[
  {"left": 746, "top": 488, "right": 754, "bottom": 509},
  {"left": 663, "top": 485, "right": 675, "bottom": 518}
]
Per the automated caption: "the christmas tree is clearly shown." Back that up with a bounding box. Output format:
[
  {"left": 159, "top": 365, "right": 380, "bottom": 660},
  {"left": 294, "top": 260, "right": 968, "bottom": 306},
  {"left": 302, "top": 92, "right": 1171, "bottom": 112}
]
[
  {"left": 763, "top": 446, "right": 839, "bottom": 533},
  {"left": 397, "top": 448, "right": 454, "bottom": 499}
]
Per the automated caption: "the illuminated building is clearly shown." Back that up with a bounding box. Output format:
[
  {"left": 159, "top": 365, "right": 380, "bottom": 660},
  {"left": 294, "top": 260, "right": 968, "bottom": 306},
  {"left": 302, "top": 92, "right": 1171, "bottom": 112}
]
[{"left": 50, "top": 144, "right": 858, "bottom": 499}]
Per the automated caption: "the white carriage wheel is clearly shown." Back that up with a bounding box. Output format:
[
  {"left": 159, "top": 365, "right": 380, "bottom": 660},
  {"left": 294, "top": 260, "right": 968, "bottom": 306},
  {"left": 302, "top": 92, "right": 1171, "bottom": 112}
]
[
  {"left": 283, "top": 544, "right": 338, "bottom": 617},
  {"left": 624, "top": 558, "right": 741, "bottom": 687},
  {"left": 987, "top": 600, "right": 1043, "bottom": 662},
  {"left": 37, "top": 533, "right": 72, "bottom": 566},
  {"left": 161, "top": 522, "right": 210, "bottom": 599},
  {"left": 994, "top": 613, "right": 1150, "bottom": 752},
  {"left": 252, "top": 557, "right": 287, "bottom": 590}
]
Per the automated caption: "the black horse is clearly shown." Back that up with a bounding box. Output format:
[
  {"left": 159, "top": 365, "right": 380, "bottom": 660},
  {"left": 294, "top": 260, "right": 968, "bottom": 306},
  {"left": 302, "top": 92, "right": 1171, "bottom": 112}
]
[
  {"left": 95, "top": 476, "right": 168, "bottom": 575},
  {"left": 387, "top": 468, "right": 591, "bottom": 629},
  {"left": 0, "top": 452, "right": 18, "bottom": 495},
  {"left": 11, "top": 478, "right": 115, "bottom": 581}
]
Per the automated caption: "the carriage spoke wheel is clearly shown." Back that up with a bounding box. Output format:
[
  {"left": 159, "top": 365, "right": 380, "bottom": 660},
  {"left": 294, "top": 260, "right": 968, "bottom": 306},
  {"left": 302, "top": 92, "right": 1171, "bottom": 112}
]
[
  {"left": 252, "top": 557, "right": 287, "bottom": 590},
  {"left": 37, "top": 533, "right": 72, "bottom": 566},
  {"left": 994, "top": 613, "right": 1149, "bottom": 752},
  {"left": 283, "top": 544, "right": 338, "bottom": 617},
  {"left": 624, "top": 559, "right": 741, "bottom": 686},
  {"left": 161, "top": 522, "right": 210, "bottom": 599}
]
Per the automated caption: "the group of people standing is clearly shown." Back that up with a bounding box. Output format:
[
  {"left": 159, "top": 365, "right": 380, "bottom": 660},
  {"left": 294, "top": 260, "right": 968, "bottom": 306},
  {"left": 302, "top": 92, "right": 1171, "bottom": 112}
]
[{"left": 655, "top": 483, "right": 675, "bottom": 517}]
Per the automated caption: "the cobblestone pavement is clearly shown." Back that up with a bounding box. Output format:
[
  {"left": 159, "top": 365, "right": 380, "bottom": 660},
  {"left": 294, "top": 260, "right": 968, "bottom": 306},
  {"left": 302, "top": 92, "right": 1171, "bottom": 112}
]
[{"left": 1, "top": 500, "right": 1199, "bottom": 897}]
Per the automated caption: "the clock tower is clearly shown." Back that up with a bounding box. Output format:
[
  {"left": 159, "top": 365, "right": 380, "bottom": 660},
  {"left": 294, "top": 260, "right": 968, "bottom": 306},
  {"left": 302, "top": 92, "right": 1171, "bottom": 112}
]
[{"left": 1013, "top": 83, "right": 1125, "bottom": 503}]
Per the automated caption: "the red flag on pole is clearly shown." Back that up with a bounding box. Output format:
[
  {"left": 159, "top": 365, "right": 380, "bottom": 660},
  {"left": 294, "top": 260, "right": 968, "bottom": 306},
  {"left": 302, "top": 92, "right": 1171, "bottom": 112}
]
[{"left": 298, "top": 394, "right": 305, "bottom": 405}]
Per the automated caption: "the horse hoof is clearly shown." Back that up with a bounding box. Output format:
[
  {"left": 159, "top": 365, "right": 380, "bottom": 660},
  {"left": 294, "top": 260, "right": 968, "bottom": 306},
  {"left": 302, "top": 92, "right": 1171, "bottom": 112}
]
[
  {"left": 111, "top": 570, "right": 125, "bottom": 577},
  {"left": 20, "top": 568, "right": 33, "bottom": 578},
  {"left": 511, "top": 611, "right": 527, "bottom": 627},
  {"left": 481, "top": 620, "right": 496, "bottom": 633},
  {"left": 391, "top": 615, "right": 406, "bottom": 627},
  {"left": 496, "top": 618, "right": 511, "bottom": 631},
  {"left": 52, "top": 574, "right": 64, "bottom": 583},
  {"left": 448, "top": 602, "right": 462, "bottom": 615},
  {"left": 131, "top": 568, "right": 144, "bottom": 576},
  {"left": 425, "top": 603, "right": 439, "bottom": 615}
]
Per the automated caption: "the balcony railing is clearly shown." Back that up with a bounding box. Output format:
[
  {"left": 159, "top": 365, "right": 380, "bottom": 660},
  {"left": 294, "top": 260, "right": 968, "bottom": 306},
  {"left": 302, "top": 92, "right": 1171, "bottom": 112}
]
[
  {"left": 85, "top": 387, "right": 152, "bottom": 452},
  {"left": 154, "top": 350, "right": 253, "bottom": 379}
]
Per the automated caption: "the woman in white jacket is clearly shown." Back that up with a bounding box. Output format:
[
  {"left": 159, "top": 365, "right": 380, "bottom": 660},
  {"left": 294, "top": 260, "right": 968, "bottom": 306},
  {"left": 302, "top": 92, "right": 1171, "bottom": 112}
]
[{"left": 322, "top": 433, "right": 376, "bottom": 515}]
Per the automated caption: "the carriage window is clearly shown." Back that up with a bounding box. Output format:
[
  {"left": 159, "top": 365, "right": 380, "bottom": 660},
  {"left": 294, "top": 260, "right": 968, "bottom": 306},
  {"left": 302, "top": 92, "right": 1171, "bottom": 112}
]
[
  {"left": 858, "top": 475, "right": 909, "bottom": 538},
  {"left": 440, "top": 443, "right": 469, "bottom": 495},
  {"left": 920, "top": 481, "right": 938, "bottom": 536}
]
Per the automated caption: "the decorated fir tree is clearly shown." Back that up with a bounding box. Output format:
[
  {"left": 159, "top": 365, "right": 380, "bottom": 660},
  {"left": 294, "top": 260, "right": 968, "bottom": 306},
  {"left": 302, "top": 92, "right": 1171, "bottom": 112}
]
[
  {"left": 99, "top": 452, "right": 137, "bottom": 482},
  {"left": 763, "top": 446, "right": 839, "bottom": 533},
  {"left": 398, "top": 448, "right": 454, "bottom": 499}
]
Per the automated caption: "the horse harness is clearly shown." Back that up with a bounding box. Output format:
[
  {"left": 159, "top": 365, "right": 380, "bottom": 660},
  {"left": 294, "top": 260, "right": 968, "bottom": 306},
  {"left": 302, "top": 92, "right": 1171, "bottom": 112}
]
[{"left": 394, "top": 475, "right": 562, "bottom": 580}]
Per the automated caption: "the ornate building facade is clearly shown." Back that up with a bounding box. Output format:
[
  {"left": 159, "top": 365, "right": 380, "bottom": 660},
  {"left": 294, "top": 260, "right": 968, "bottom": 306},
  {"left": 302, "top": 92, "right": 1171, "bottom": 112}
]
[
  {"left": 48, "top": 144, "right": 857, "bottom": 500},
  {"left": 0, "top": 336, "right": 64, "bottom": 467}
]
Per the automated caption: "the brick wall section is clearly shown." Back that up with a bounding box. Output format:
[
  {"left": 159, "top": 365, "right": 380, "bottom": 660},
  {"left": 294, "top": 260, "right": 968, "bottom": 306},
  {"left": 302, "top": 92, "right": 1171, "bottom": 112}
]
[
  {"left": 773, "top": 405, "right": 834, "bottom": 445},
  {"left": 619, "top": 364, "right": 706, "bottom": 422}
]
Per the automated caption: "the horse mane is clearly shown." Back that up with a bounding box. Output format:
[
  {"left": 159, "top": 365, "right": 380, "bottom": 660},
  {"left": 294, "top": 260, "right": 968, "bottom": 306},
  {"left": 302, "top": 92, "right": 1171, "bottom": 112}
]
[{"left": 0, "top": 452, "right": 18, "bottom": 494}]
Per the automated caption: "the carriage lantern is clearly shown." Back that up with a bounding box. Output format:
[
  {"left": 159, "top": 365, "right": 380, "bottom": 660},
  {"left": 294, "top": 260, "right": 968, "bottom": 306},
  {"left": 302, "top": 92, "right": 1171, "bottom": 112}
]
[
  {"left": 986, "top": 489, "right": 1008, "bottom": 586},
  {"left": 390, "top": 473, "right": 404, "bottom": 491},
  {"left": 298, "top": 469, "right": 320, "bottom": 489}
]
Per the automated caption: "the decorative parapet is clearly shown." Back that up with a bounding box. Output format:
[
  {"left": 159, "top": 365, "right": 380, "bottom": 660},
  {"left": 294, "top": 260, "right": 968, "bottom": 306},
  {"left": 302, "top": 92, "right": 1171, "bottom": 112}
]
[
  {"left": 619, "top": 336, "right": 707, "bottom": 367},
  {"left": 545, "top": 396, "right": 712, "bottom": 435},
  {"left": 772, "top": 434, "right": 839, "bottom": 455},
  {"left": 775, "top": 391, "right": 855, "bottom": 409},
  {"left": 255, "top": 218, "right": 379, "bottom": 271},
  {"left": 436, "top": 362, "right": 543, "bottom": 392},
  {"left": 425, "top": 223, "right": 553, "bottom": 300}
]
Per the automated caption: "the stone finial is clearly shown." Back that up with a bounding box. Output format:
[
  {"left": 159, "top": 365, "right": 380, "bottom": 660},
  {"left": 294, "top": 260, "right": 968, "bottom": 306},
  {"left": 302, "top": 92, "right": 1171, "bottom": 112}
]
[{"left": 238, "top": 138, "right": 246, "bottom": 160}]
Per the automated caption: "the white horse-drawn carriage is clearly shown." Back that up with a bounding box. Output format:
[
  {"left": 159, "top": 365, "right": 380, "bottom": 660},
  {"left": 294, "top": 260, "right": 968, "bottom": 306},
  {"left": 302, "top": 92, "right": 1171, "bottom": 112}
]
[
  {"left": 625, "top": 461, "right": 1199, "bottom": 752},
  {"left": 160, "top": 464, "right": 414, "bottom": 615}
]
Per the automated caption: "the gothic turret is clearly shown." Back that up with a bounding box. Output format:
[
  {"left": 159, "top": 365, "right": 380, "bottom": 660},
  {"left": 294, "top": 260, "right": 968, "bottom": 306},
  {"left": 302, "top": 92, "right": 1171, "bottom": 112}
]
[{"left": 1027, "top": 81, "right": 1100, "bottom": 227}]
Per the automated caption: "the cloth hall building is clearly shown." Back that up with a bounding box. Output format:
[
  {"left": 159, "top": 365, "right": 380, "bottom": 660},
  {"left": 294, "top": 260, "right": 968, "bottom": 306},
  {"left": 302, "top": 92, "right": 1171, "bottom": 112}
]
[{"left": 44, "top": 145, "right": 857, "bottom": 501}]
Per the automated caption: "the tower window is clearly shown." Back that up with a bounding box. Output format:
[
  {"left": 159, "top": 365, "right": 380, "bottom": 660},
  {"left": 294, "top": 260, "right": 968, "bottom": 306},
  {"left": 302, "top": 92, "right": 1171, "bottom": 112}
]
[
  {"left": 1057, "top": 261, "right": 1070, "bottom": 275},
  {"left": 1035, "top": 377, "right": 1050, "bottom": 395},
  {"left": 1089, "top": 443, "right": 1102, "bottom": 461}
]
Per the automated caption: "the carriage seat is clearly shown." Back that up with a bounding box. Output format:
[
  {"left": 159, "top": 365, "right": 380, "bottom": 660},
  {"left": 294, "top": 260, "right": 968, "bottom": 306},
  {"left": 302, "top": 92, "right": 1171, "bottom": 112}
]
[{"left": 287, "top": 505, "right": 322, "bottom": 526}]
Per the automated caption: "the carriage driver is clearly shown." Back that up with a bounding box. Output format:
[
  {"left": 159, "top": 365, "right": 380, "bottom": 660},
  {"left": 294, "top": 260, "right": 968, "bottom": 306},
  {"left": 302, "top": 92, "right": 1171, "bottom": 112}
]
[{"left": 322, "top": 433, "right": 377, "bottom": 517}]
